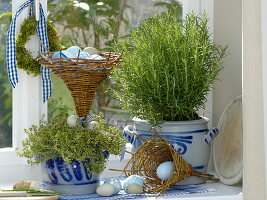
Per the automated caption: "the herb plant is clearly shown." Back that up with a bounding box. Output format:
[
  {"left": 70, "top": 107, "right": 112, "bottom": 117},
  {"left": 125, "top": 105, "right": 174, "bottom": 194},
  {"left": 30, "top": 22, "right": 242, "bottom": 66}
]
[
  {"left": 17, "top": 114, "right": 126, "bottom": 174},
  {"left": 113, "top": 12, "right": 227, "bottom": 125}
]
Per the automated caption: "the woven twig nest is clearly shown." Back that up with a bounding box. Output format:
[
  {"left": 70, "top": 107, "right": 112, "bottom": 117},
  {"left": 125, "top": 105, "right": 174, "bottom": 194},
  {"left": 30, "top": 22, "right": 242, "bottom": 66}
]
[
  {"left": 38, "top": 52, "right": 121, "bottom": 118},
  {"left": 121, "top": 128, "right": 218, "bottom": 195}
]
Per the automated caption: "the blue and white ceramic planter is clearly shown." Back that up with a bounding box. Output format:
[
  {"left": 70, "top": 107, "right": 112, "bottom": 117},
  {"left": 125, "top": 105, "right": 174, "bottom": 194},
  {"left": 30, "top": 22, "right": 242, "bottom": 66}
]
[
  {"left": 41, "top": 157, "right": 100, "bottom": 195},
  {"left": 123, "top": 118, "right": 218, "bottom": 185}
]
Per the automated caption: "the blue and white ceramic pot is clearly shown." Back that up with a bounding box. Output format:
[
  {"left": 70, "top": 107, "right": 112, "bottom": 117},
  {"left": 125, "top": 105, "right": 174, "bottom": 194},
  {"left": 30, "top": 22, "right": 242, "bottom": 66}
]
[
  {"left": 123, "top": 118, "right": 218, "bottom": 185},
  {"left": 41, "top": 157, "right": 100, "bottom": 195}
]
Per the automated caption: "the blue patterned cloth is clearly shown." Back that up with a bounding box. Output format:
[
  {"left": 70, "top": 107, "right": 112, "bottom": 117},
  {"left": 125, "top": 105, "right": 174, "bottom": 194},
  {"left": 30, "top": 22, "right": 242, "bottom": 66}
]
[
  {"left": 6, "top": 0, "right": 51, "bottom": 102},
  {"left": 60, "top": 177, "right": 215, "bottom": 200}
]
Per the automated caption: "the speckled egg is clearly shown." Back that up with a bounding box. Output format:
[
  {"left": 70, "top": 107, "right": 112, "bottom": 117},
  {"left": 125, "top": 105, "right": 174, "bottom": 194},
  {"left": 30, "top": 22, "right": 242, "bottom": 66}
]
[
  {"left": 126, "top": 183, "right": 143, "bottom": 194},
  {"left": 104, "top": 178, "right": 122, "bottom": 194},
  {"left": 96, "top": 183, "right": 115, "bottom": 197},
  {"left": 123, "top": 175, "right": 144, "bottom": 194},
  {"left": 156, "top": 161, "right": 174, "bottom": 181}
]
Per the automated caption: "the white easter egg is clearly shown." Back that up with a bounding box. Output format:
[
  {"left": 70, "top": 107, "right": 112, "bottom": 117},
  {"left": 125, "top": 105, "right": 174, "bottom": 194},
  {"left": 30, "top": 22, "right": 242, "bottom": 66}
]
[
  {"left": 96, "top": 183, "right": 115, "bottom": 197},
  {"left": 156, "top": 161, "right": 174, "bottom": 181},
  {"left": 67, "top": 115, "right": 78, "bottom": 127},
  {"left": 83, "top": 47, "right": 99, "bottom": 55},
  {"left": 104, "top": 178, "right": 122, "bottom": 194},
  {"left": 88, "top": 121, "right": 99, "bottom": 130},
  {"left": 126, "top": 183, "right": 143, "bottom": 194}
]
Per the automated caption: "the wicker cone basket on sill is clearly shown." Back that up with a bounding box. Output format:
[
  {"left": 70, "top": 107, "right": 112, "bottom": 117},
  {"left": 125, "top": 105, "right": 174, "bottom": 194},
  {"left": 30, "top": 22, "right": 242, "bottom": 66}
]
[
  {"left": 38, "top": 51, "right": 121, "bottom": 118},
  {"left": 111, "top": 128, "right": 219, "bottom": 196}
]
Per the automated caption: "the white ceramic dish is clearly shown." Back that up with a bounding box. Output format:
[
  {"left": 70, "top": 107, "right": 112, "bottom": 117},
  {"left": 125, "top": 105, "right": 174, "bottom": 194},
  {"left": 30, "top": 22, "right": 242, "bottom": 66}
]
[{"left": 212, "top": 96, "right": 243, "bottom": 185}]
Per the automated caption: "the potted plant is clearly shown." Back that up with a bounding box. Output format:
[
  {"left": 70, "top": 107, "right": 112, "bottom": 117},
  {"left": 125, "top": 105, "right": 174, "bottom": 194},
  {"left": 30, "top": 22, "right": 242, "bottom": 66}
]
[
  {"left": 112, "top": 12, "right": 227, "bottom": 184},
  {"left": 16, "top": 113, "right": 126, "bottom": 195}
]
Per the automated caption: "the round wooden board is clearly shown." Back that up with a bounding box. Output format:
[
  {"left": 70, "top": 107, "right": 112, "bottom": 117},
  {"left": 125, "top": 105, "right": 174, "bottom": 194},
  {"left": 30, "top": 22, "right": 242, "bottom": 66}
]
[{"left": 212, "top": 96, "right": 243, "bottom": 185}]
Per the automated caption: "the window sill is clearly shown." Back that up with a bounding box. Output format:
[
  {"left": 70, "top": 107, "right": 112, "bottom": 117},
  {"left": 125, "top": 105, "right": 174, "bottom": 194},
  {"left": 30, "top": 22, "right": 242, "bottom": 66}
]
[
  {"left": 0, "top": 143, "right": 242, "bottom": 200},
  {"left": 131, "top": 183, "right": 242, "bottom": 200},
  {"left": 102, "top": 144, "right": 242, "bottom": 200},
  {"left": 152, "top": 182, "right": 243, "bottom": 200},
  {"left": 0, "top": 148, "right": 28, "bottom": 166},
  {"left": 0, "top": 167, "right": 242, "bottom": 200}
]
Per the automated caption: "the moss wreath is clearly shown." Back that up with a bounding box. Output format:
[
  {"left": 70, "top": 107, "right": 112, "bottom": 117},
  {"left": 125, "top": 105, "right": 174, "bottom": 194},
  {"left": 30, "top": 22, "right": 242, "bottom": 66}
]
[{"left": 16, "top": 16, "right": 61, "bottom": 75}]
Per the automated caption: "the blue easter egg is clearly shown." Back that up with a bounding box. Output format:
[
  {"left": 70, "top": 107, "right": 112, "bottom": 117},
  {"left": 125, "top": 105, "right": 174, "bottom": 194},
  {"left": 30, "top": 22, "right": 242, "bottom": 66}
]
[
  {"left": 62, "top": 50, "right": 76, "bottom": 58},
  {"left": 104, "top": 178, "right": 122, "bottom": 194},
  {"left": 52, "top": 50, "right": 74, "bottom": 61},
  {"left": 123, "top": 175, "right": 144, "bottom": 192},
  {"left": 52, "top": 51, "right": 67, "bottom": 58},
  {"left": 76, "top": 51, "right": 91, "bottom": 59},
  {"left": 156, "top": 161, "right": 174, "bottom": 181},
  {"left": 67, "top": 46, "right": 82, "bottom": 57}
]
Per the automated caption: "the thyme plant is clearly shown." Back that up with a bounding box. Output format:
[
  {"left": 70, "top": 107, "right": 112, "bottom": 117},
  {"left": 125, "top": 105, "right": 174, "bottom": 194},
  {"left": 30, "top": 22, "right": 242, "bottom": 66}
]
[
  {"left": 113, "top": 12, "right": 227, "bottom": 125},
  {"left": 17, "top": 114, "right": 126, "bottom": 174}
]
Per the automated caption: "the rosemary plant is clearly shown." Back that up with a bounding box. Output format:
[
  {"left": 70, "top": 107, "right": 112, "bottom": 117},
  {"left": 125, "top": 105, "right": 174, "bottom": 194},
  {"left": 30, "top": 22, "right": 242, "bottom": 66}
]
[{"left": 113, "top": 12, "right": 227, "bottom": 125}]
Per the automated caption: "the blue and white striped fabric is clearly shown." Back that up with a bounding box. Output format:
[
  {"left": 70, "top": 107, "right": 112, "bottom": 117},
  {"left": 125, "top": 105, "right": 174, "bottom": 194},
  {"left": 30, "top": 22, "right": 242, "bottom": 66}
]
[
  {"left": 6, "top": 0, "right": 51, "bottom": 102},
  {"left": 60, "top": 177, "right": 215, "bottom": 200},
  {"left": 29, "top": 3, "right": 33, "bottom": 17}
]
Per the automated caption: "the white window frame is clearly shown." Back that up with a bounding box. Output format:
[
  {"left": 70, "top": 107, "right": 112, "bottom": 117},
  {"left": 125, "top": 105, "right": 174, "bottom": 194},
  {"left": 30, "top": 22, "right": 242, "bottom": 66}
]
[{"left": 0, "top": 0, "right": 47, "bottom": 184}]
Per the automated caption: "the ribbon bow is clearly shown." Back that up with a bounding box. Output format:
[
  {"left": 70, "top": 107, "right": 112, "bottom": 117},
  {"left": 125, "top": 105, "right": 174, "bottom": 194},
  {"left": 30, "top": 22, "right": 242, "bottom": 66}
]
[{"left": 6, "top": 0, "right": 51, "bottom": 102}]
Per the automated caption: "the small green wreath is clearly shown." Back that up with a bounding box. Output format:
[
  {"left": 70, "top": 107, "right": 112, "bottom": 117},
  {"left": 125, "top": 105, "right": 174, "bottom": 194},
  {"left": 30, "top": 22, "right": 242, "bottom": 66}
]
[{"left": 16, "top": 16, "right": 61, "bottom": 75}]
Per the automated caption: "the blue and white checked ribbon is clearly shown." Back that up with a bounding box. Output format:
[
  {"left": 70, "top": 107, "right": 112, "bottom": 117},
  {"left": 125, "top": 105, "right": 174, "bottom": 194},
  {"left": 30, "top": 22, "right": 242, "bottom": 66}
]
[{"left": 6, "top": 0, "right": 52, "bottom": 102}]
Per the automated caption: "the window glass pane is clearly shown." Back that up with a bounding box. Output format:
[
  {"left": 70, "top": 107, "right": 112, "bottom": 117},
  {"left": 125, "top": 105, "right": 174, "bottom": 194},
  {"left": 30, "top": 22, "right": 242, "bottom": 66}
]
[
  {"left": 0, "top": 0, "right": 12, "bottom": 148},
  {"left": 47, "top": 0, "right": 182, "bottom": 129}
]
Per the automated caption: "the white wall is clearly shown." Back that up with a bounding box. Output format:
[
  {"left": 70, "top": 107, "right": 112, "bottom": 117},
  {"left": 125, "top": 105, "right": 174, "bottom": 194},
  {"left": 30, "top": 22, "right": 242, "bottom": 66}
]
[
  {"left": 212, "top": 0, "right": 242, "bottom": 126},
  {"left": 243, "top": 0, "right": 267, "bottom": 199},
  {"left": 261, "top": 0, "right": 267, "bottom": 192}
]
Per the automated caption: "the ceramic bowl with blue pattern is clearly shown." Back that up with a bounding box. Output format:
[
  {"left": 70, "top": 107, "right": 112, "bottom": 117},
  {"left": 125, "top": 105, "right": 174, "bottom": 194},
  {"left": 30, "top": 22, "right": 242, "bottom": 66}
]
[
  {"left": 41, "top": 157, "right": 100, "bottom": 195},
  {"left": 123, "top": 118, "right": 219, "bottom": 185}
]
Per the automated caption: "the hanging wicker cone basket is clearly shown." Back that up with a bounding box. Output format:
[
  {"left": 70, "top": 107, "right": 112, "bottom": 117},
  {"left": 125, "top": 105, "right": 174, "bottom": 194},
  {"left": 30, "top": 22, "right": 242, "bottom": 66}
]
[
  {"left": 38, "top": 52, "right": 121, "bottom": 118},
  {"left": 111, "top": 128, "right": 219, "bottom": 196}
]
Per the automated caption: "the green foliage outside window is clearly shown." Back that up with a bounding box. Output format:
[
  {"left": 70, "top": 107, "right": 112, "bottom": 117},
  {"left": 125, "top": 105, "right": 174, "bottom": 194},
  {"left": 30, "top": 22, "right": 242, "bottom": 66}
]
[
  {"left": 0, "top": 11, "right": 12, "bottom": 147},
  {"left": 47, "top": 0, "right": 180, "bottom": 116},
  {"left": 47, "top": 0, "right": 129, "bottom": 50}
]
